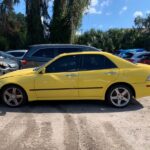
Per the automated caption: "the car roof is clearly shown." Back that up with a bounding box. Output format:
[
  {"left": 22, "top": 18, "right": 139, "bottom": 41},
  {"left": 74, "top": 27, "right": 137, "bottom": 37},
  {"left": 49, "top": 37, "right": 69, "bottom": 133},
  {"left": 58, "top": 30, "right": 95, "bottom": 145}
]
[
  {"left": 7, "top": 50, "right": 27, "bottom": 52},
  {"left": 40, "top": 51, "right": 136, "bottom": 70},
  {"left": 29, "top": 44, "right": 99, "bottom": 50},
  {"left": 58, "top": 51, "right": 103, "bottom": 55}
]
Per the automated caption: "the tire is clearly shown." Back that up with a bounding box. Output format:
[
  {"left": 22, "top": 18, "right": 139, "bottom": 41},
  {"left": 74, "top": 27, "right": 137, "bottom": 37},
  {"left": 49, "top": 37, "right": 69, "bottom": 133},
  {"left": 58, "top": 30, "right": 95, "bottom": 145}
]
[
  {"left": 106, "top": 85, "right": 133, "bottom": 108},
  {"left": 2, "top": 85, "right": 27, "bottom": 107}
]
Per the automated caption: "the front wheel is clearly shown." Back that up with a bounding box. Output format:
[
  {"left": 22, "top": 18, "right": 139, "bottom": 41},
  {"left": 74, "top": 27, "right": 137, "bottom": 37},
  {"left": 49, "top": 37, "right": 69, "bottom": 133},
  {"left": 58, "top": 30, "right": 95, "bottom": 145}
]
[
  {"left": 2, "top": 85, "right": 27, "bottom": 107},
  {"left": 106, "top": 85, "right": 133, "bottom": 108}
]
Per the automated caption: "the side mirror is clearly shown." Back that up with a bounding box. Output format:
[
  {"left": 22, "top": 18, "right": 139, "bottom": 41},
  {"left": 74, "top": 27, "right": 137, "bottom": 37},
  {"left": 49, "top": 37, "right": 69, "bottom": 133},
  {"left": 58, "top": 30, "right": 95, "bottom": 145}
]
[{"left": 39, "top": 68, "right": 46, "bottom": 74}]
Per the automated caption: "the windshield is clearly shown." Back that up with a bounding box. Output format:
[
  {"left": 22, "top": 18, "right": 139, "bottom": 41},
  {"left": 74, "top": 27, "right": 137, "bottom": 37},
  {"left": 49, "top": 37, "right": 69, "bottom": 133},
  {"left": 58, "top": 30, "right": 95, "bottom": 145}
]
[{"left": 0, "top": 51, "right": 16, "bottom": 59}]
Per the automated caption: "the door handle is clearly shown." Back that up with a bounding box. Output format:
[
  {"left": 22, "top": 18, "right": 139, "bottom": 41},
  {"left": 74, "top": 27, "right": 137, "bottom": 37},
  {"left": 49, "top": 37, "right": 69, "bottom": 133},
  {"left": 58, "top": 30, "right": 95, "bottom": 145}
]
[
  {"left": 65, "top": 74, "right": 78, "bottom": 77},
  {"left": 104, "top": 71, "right": 117, "bottom": 75}
]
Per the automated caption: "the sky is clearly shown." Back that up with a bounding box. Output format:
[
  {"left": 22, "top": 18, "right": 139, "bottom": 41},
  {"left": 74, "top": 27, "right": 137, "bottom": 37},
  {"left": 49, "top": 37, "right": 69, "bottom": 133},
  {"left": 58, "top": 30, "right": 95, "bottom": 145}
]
[{"left": 14, "top": 0, "right": 150, "bottom": 32}]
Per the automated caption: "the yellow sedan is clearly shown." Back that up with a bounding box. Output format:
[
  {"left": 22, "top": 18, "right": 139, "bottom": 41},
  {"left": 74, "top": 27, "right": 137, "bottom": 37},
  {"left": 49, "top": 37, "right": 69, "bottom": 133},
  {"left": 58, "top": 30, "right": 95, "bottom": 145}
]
[{"left": 0, "top": 52, "right": 150, "bottom": 108}]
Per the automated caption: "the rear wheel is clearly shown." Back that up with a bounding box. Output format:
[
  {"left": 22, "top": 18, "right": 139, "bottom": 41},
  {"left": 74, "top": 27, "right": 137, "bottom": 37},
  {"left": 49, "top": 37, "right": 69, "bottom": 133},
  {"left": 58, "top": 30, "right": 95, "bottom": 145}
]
[
  {"left": 106, "top": 85, "right": 133, "bottom": 108},
  {"left": 2, "top": 85, "right": 27, "bottom": 107}
]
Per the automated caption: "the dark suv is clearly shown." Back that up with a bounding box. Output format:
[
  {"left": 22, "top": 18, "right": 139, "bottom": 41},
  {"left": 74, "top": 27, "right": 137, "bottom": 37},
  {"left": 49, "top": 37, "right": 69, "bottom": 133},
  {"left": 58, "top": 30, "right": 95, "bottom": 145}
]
[{"left": 22, "top": 44, "right": 100, "bottom": 68}]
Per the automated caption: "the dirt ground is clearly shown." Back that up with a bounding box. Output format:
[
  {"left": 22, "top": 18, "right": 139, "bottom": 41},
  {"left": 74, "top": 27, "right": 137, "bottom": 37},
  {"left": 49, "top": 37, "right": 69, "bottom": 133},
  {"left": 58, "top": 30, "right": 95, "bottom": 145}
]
[{"left": 0, "top": 97, "right": 150, "bottom": 150}]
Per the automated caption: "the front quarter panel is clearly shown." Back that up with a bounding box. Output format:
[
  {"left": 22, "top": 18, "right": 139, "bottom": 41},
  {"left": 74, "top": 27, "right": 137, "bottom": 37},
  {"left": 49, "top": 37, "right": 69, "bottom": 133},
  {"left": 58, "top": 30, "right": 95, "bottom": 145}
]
[{"left": 0, "top": 74, "right": 36, "bottom": 101}]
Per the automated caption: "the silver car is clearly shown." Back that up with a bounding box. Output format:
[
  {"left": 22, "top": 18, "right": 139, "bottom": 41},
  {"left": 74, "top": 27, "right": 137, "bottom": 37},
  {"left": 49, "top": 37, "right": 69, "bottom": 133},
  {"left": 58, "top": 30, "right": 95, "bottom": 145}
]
[
  {"left": 6, "top": 50, "right": 27, "bottom": 60},
  {"left": 0, "top": 51, "right": 20, "bottom": 75}
]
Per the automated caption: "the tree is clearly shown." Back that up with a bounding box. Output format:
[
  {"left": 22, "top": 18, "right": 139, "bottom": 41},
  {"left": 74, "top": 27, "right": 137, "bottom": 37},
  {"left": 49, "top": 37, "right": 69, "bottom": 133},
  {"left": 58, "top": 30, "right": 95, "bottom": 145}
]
[
  {"left": 26, "top": 0, "right": 50, "bottom": 45},
  {"left": 0, "top": 0, "right": 27, "bottom": 50},
  {"left": 0, "top": 0, "right": 20, "bottom": 33},
  {"left": 50, "top": 0, "right": 90, "bottom": 43},
  {"left": 0, "top": 11, "right": 27, "bottom": 50}
]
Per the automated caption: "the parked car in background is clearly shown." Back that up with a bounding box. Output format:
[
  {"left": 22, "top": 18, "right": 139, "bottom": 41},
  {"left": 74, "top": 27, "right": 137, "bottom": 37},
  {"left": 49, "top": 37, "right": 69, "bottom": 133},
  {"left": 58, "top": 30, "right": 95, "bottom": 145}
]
[
  {"left": 0, "top": 51, "right": 20, "bottom": 75},
  {"left": 137, "top": 53, "right": 150, "bottom": 65},
  {"left": 21, "top": 44, "right": 100, "bottom": 68},
  {"left": 6, "top": 50, "right": 27, "bottom": 60},
  {"left": 123, "top": 52, "right": 150, "bottom": 63},
  {"left": 114, "top": 49, "right": 146, "bottom": 57}
]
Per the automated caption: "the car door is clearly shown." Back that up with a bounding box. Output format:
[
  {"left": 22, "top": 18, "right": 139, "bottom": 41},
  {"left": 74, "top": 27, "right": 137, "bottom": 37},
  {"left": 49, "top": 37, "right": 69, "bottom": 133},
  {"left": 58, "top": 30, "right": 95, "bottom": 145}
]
[
  {"left": 34, "top": 55, "right": 80, "bottom": 99},
  {"left": 78, "top": 54, "right": 119, "bottom": 98}
]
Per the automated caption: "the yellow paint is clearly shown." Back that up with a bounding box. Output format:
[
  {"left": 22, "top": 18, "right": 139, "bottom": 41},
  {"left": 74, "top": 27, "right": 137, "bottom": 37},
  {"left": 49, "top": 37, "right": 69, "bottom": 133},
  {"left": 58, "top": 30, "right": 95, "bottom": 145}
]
[{"left": 0, "top": 52, "right": 150, "bottom": 101}]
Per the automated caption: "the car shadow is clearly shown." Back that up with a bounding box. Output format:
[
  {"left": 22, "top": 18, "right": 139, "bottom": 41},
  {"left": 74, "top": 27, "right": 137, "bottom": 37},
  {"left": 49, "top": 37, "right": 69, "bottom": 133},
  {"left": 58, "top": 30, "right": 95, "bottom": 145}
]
[{"left": 0, "top": 99, "right": 144, "bottom": 116}]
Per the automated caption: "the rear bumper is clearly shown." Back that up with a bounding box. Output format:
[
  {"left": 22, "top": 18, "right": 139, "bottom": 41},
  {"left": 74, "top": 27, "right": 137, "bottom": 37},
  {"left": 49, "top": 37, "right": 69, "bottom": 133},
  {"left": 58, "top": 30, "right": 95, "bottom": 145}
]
[{"left": 133, "top": 82, "right": 150, "bottom": 98}]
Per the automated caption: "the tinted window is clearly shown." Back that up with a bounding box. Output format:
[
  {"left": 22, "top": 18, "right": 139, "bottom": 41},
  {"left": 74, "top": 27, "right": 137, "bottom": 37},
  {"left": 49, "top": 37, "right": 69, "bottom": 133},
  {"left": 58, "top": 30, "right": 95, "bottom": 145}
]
[
  {"left": 57, "top": 48, "right": 81, "bottom": 56},
  {"left": 122, "top": 52, "right": 134, "bottom": 59},
  {"left": 46, "top": 55, "right": 80, "bottom": 73},
  {"left": 9, "top": 52, "right": 25, "bottom": 57},
  {"left": 32, "top": 48, "right": 55, "bottom": 58},
  {"left": 81, "top": 55, "right": 117, "bottom": 71},
  {"left": 142, "top": 54, "right": 150, "bottom": 60}
]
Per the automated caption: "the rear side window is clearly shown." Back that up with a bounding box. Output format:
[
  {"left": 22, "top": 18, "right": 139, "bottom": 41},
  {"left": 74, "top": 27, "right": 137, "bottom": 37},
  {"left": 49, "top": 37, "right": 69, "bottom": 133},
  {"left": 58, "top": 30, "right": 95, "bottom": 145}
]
[
  {"left": 81, "top": 54, "right": 117, "bottom": 71},
  {"left": 32, "top": 48, "right": 55, "bottom": 59}
]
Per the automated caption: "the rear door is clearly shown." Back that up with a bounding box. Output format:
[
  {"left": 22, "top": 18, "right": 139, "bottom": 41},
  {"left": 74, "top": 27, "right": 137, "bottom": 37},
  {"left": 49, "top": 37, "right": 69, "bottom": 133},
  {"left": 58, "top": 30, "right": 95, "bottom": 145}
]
[{"left": 78, "top": 54, "right": 119, "bottom": 98}]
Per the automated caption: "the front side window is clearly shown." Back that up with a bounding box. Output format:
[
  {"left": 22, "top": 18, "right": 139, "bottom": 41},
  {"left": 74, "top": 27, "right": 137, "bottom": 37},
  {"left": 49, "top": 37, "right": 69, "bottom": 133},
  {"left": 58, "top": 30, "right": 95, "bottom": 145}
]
[
  {"left": 32, "top": 48, "right": 55, "bottom": 58},
  {"left": 81, "top": 54, "right": 117, "bottom": 71},
  {"left": 46, "top": 55, "right": 80, "bottom": 73}
]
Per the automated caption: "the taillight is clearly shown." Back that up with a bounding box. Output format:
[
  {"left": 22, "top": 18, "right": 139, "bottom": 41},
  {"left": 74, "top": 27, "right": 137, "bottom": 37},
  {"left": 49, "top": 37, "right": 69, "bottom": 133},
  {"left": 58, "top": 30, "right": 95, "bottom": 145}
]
[{"left": 21, "top": 60, "right": 27, "bottom": 65}]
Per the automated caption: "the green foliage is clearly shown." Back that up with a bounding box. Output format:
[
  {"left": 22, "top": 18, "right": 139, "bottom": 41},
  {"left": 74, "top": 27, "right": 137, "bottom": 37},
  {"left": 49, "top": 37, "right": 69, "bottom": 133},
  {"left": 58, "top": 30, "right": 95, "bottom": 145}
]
[
  {"left": 1, "top": 0, "right": 150, "bottom": 52},
  {"left": 0, "top": 36, "right": 9, "bottom": 50},
  {"left": 0, "top": 11, "right": 27, "bottom": 50},
  {"left": 77, "top": 14, "right": 150, "bottom": 52},
  {"left": 26, "top": 0, "right": 44, "bottom": 45},
  {"left": 50, "top": 0, "right": 90, "bottom": 44}
]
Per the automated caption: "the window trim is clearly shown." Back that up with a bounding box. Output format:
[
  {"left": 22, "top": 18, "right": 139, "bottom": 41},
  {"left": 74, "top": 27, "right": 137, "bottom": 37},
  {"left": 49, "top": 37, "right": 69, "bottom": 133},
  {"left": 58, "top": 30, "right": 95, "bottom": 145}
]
[
  {"left": 79, "top": 54, "right": 117, "bottom": 71},
  {"left": 45, "top": 55, "right": 81, "bottom": 73}
]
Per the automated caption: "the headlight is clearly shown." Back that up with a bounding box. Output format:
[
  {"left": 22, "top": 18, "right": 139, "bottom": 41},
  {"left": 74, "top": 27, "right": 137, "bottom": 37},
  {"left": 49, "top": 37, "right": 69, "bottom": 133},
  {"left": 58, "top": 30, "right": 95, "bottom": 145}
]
[
  {"left": 147, "top": 75, "right": 150, "bottom": 81},
  {"left": 0, "top": 61, "right": 9, "bottom": 68}
]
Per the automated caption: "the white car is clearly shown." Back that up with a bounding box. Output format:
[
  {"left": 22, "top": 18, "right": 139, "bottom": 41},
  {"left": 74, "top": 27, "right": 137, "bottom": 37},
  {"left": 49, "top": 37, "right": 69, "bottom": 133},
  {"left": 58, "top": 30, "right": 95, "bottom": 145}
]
[
  {"left": 6, "top": 50, "right": 27, "bottom": 60},
  {"left": 123, "top": 52, "right": 150, "bottom": 63}
]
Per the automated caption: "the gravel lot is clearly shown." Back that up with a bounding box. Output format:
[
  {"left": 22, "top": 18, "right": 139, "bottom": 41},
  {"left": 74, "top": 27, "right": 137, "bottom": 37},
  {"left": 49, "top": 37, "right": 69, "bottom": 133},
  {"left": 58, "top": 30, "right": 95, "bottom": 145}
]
[{"left": 0, "top": 97, "right": 150, "bottom": 150}]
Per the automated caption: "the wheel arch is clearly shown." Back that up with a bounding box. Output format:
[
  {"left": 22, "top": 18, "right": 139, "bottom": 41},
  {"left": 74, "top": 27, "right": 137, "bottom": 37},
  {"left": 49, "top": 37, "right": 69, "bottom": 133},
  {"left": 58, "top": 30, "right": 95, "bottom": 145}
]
[
  {"left": 105, "top": 82, "right": 136, "bottom": 100},
  {"left": 0, "top": 83, "right": 28, "bottom": 101}
]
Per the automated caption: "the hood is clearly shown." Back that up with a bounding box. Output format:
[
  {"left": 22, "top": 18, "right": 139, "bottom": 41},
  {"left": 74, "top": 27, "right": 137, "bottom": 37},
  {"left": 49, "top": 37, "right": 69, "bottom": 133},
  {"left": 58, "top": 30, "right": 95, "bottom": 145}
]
[{"left": 0, "top": 68, "right": 34, "bottom": 79}]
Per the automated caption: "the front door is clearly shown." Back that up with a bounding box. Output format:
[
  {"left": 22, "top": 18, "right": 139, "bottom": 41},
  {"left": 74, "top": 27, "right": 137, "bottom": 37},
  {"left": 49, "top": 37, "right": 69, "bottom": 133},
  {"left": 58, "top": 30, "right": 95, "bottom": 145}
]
[{"left": 34, "top": 55, "right": 80, "bottom": 99}]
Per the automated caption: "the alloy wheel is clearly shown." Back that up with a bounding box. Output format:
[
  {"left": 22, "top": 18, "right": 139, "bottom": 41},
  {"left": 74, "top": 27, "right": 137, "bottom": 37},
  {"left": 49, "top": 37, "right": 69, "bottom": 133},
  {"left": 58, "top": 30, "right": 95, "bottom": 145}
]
[
  {"left": 3, "top": 87, "right": 24, "bottom": 107},
  {"left": 110, "top": 87, "right": 131, "bottom": 107}
]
